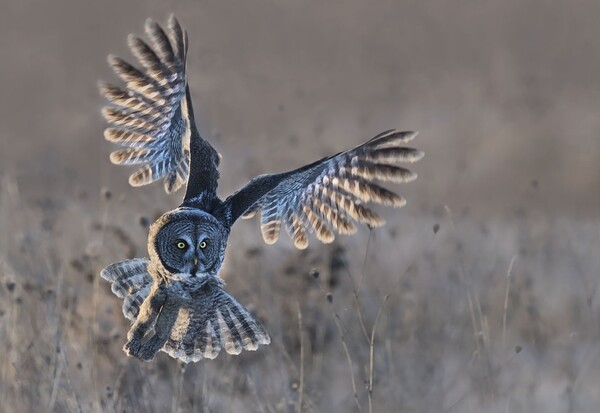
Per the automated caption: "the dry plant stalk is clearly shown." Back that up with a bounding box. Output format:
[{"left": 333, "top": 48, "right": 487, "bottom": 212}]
[{"left": 297, "top": 302, "right": 305, "bottom": 413}]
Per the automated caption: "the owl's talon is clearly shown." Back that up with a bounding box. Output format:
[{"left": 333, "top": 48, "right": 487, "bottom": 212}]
[
  {"left": 138, "top": 346, "right": 158, "bottom": 362},
  {"left": 123, "top": 339, "right": 141, "bottom": 357}
]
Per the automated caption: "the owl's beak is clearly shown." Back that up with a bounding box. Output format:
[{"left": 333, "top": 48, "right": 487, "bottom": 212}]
[{"left": 193, "top": 257, "right": 199, "bottom": 267}]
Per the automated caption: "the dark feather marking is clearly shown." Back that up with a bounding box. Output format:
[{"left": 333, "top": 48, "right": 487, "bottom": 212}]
[
  {"left": 145, "top": 19, "right": 178, "bottom": 73},
  {"left": 219, "top": 304, "right": 242, "bottom": 349},
  {"left": 167, "top": 15, "right": 186, "bottom": 61},
  {"left": 231, "top": 305, "right": 259, "bottom": 348}
]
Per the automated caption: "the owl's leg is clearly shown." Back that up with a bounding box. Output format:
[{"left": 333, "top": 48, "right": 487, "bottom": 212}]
[
  {"left": 124, "top": 284, "right": 167, "bottom": 358},
  {"left": 137, "top": 296, "right": 181, "bottom": 361}
]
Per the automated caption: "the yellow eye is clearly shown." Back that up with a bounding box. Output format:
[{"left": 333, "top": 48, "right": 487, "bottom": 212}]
[
  {"left": 200, "top": 240, "right": 208, "bottom": 249},
  {"left": 176, "top": 241, "right": 187, "bottom": 250}
]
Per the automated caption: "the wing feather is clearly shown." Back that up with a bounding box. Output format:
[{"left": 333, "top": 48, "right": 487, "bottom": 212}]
[
  {"left": 167, "top": 15, "right": 186, "bottom": 61},
  {"left": 100, "top": 259, "right": 153, "bottom": 321},
  {"left": 100, "top": 15, "right": 217, "bottom": 195},
  {"left": 144, "top": 19, "right": 178, "bottom": 73},
  {"left": 162, "top": 280, "right": 270, "bottom": 363},
  {"left": 227, "top": 130, "right": 422, "bottom": 247}
]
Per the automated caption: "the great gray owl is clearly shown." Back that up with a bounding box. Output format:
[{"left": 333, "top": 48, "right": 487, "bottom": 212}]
[{"left": 99, "top": 15, "right": 423, "bottom": 363}]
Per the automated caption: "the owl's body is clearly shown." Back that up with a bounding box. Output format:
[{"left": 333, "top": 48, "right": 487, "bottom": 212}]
[
  {"left": 100, "top": 15, "right": 424, "bottom": 363},
  {"left": 103, "top": 258, "right": 269, "bottom": 362}
]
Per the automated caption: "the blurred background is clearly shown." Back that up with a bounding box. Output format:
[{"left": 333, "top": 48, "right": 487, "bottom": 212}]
[{"left": 1, "top": 0, "right": 599, "bottom": 412}]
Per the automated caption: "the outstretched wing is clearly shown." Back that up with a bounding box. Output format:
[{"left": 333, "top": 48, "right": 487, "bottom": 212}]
[
  {"left": 99, "top": 15, "right": 220, "bottom": 196},
  {"left": 100, "top": 258, "right": 153, "bottom": 321},
  {"left": 162, "top": 280, "right": 270, "bottom": 363},
  {"left": 223, "top": 130, "right": 423, "bottom": 249}
]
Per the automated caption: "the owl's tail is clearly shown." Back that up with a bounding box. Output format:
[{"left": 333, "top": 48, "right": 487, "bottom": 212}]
[
  {"left": 162, "top": 280, "right": 270, "bottom": 363},
  {"left": 100, "top": 258, "right": 153, "bottom": 321}
]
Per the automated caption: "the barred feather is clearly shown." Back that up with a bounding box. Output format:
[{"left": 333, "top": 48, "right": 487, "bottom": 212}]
[
  {"left": 99, "top": 82, "right": 166, "bottom": 120},
  {"left": 345, "top": 162, "right": 417, "bottom": 183},
  {"left": 324, "top": 188, "right": 385, "bottom": 227},
  {"left": 239, "top": 129, "right": 421, "bottom": 248},
  {"left": 109, "top": 148, "right": 154, "bottom": 165},
  {"left": 167, "top": 15, "right": 186, "bottom": 61},
  {"left": 100, "top": 15, "right": 197, "bottom": 194},
  {"left": 363, "top": 147, "right": 424, "bottom": 164},
  {"left": 107, "top": 55, "right": 166, "bottom": 104},
  {"left": 128, "top": 164, "right": 154, "bottom": 186},
  {"left": 369, "top": 130, "right": 419, "bottom": 147},
  {"left": 162, "top": 281, "right": 270, "bottom": 363},
  {"left": 101, "top": 107, "right": 162, "bottom": 131},
  {"left": 260, "top": 196, "right": 281, "bottom": 244},
  {"left": 128, "top": 35, "right": 166, "bottom": 85},
  {"left": 312, "top": 196, "right": 356, "bottom": 234},
  {"left": 104, "top": 128, "right": 155, "bottom": 147},
  {"left": 330, "top": 177, "right": 406, "bottom": 206},
  {"left": 145, "top": 19, "right": 178, "bottom": 72},
  {"left": 100, "top": 259, "right": 153, "bottom": 321},
  {"left": 241, "top": 204, "right": 259, "bottom": 219},
  {"left": 302, "top": 203, "right": 335, "bottom": 243},
  {"left": 260, "top": 217, "right": 281, "bottom": 245},
  {"left": 123, "top": 284, "right": 151, "bottom": 320}
]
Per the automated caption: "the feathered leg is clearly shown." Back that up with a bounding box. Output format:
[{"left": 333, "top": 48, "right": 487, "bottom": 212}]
[
  {"left": 138, "top": 295, "right": 182, "bottom": 361},
  {"left": 124, "top": 284, "right": 167, "bottom": 358}
]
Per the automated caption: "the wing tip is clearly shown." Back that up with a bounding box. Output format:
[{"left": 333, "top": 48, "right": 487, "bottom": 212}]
[
  {"left": 372, "top": 129, "right": 419, "bottom": 146},
  {"left": 399, "top": 130, "right": 419, "bottom": 142},
  {"left": 241, "top": 211, "right": 256, "bottom": 219},
  {"left": 261, "top": 334, "right": 271, "bottom": 345},
  {"left": 294, "top": 237, "right": 309, "bottom": 249},
  {"left": 406, "top": 171, "right": 418, "bottom": 182},
  {"left": 224, "top": 342, "right": 243, "bottom": 356},
  {"left": 106, "top": 54, "right": 119, "bottom": 68},
  {"left": 126, "top": 33, "right": 144, "bottom": 52},
  {"left": 410, "top": 149, "right": 425, "bottom": 162},
  {"left": 167, "top": 13, "right": 179, "bottom": 28},
  {"left": 108, "top": 150, "right": 123, "bottom": 165},
  {"left": 128, "top": 170, "right": 151, "bottom": 187},
  {"left": 99, "top": 266, "right": 113, "bottom": 282},
  {"left": 261, "top": 220, "right": 282, "bottom": 245},
  {"left": 97, "top": 80, "right": 112, "bottom": 96},
  {"left": 144, "top": 17, "right": 155, "bottom": 30},
  {"left": 163, "top": 173, "right": 184, "bottom": 194},
  {"left": 263, "top": 237, "right": 278, "bottom": 245}
]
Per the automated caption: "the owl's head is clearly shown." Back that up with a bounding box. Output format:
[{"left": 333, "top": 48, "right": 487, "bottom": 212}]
[{"left": 148, "top": 207, "right": 229, "bottom": 280}]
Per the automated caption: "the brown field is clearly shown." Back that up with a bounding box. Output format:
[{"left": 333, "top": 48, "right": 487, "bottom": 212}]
[{"left": 1, "top": 1, "right": 600, "bottom": 412}]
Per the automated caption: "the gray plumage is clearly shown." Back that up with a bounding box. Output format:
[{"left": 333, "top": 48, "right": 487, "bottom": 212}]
[
  {"left": 102, "top": 261, "right": 268, "bottom": 363},
  {"left": 99, "top": 16, "right": 191, "bottom": 193},
  {"left": 99, "top": 15, "right": 423, "bottom": 363}
]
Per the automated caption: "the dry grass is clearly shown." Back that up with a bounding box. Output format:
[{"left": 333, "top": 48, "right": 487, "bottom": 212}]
[{"left": 1, "top": 174, "right": 599, "bottom": 413}]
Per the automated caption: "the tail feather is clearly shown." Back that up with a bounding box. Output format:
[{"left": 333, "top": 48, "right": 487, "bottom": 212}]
[{"left": 162, "top": 280, "right": 270, "bottom": 363}]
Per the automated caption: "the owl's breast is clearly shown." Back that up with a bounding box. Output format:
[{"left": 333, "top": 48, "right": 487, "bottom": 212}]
[
  {"left": 167, "top": 276, "right": 219, "bottom": 302},
  {"left": 166, "top": 280, "right": 194, "bottom": 301}
]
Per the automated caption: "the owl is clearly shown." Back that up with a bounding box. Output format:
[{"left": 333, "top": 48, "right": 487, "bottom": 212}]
[{"left": 99, "top": 15, "right": 423, "bottom": 363}]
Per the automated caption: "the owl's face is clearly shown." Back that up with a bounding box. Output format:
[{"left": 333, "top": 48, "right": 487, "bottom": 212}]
[{"left": 148, "top": 208, "right": 229, "bottom": 279}]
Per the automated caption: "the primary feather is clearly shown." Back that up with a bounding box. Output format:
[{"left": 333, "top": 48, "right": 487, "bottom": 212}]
[
  {"left": 100, "top": 259, "right": 153, "bottom": 321},
  {"left": 235, "top": 130, "right": 423, "bottom": 249},
  {"left": 100, "top": 15, "right": 191, "bottom": 193}
]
